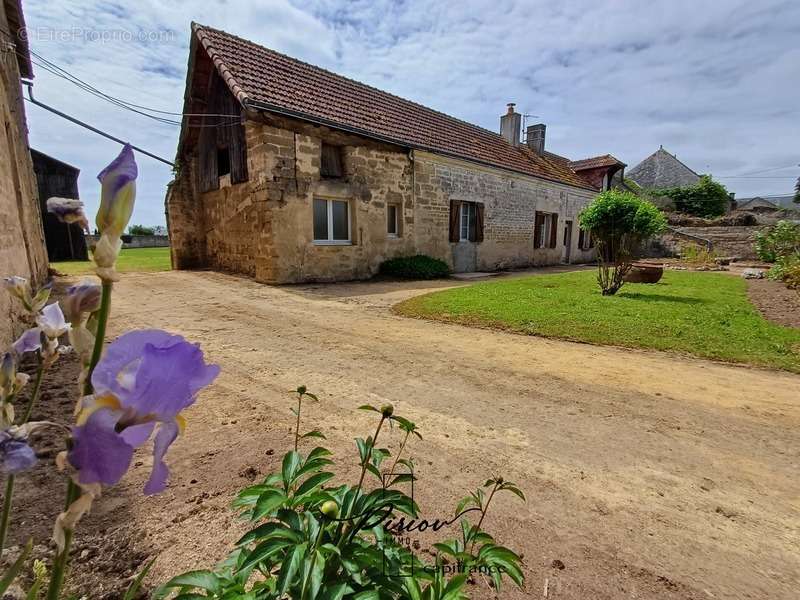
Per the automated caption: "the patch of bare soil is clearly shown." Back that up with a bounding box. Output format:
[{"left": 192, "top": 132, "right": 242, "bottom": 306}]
[
  {"left": 4, "top": 270, "right": 800, "bottom": 599},
  {"left": 747, "top": 278, "right": 800, "bottom": 328}
]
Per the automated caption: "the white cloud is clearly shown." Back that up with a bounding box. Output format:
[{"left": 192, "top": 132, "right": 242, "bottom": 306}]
[{"left": 23, "top": 0, "right": 800, "bottom": 228}]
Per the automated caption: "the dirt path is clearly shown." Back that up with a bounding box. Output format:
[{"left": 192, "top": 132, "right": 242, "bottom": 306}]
[{"left": 14, "top": 270, "right": 800, "bottom": 599}]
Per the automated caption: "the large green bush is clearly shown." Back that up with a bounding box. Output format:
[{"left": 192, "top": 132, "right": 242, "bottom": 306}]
[
  {"left": 380, "top": 255, "right": 450, "bottom": 280},
  {"left": 658, "top": 176, "right": 731, "bottom": 218},
  {"left": 755, "top": 220, "right": 800, "bottom": 289},
  {"left": 579, "top": 190, "right": 666, "bottom": 295}
]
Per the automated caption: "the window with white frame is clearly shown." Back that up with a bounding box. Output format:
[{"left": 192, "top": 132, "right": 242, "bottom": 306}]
[
  {"left": 313, "top": 198, "right": 350, "bottom": 244},
  {"left": 460, "top": 202, "right": 477, "bottom": 242},
  {"left": 387, "top": 204, "right": 400, "bottom": 237}
]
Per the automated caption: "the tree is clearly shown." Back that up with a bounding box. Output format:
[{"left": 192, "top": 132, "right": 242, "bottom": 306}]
[
  {"left": 579, "top": 190, "right": 667, "bottom": 296},
  {"left": 659, "top": 175, "right": 731, "bottom": 218},
  {"left": 128, "top": 224, "right": 155, "bottom": 236}
]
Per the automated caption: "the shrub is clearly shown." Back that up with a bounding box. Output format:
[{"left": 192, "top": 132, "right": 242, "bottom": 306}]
[
  {"left": 128, "top": 224, "right": 155, "bottom": 235},
  {"left": 658, "top": 176, "right": 731, "bottom": 218},
  {"left": 755, "top": 220, "right": 800, "bottom": 263},
  {"left": 579, "top": 190, "right": 666, "bottom": 295},
  {"left": 380, "top": 255, "right": 450, "bottom": 279},
  {"left": 680, "top": 243, "right": 718, "bottom": 266},
  {"left": 756, "top": 220, "right": 800, "bottom": 290}
]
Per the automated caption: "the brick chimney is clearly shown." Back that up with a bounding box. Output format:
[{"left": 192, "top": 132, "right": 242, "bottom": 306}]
[
  {"left": 500, "top": 103, "right": 521, "bottom": 146},
  {"left": 526, "top": 123, "right": 546, "bottom": 154}
]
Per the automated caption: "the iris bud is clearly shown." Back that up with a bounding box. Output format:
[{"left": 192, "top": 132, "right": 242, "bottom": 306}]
[{"left": 62, "top": 281, "right": 102, "bottom": 324}]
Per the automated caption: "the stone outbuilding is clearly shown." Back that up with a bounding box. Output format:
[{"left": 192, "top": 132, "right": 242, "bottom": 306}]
[
  {"left": 167, "top": 24, "right": 614, "bottom": 283},
  {"left": 0, "top": 0, "right": 48, "bottom": 345}
]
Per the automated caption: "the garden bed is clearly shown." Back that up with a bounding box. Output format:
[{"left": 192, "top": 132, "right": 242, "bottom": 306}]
[{"left": 747, "top": 278, "right": 800, "bottom": 329}]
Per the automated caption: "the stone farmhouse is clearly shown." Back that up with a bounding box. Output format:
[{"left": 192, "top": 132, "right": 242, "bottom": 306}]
[
  {"left": 167, "top": 24, "right": 621, "bottom": 283},
  {"left": 0, "top": 0, "right": 48, "bottom": 345}
]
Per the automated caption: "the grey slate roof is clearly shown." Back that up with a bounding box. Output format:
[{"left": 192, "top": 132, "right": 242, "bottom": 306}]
[
  {"left": 627, "top": 147, "right": 701, "bottom": 189},
  {"left": 736, "top": 195, "right": 796, "bottom": 210}
]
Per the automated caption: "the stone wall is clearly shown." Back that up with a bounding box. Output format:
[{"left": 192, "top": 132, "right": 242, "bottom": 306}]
[
  {"left": 414, "top": 152, "right": 596, "bottom": 270},
  {"left": 653, "top": 226, "right": 765, "bottom": 260},
  {"left": 86, "top": 234, "right": 170, "bottom": 249},
  {"left": 0, "top": 2, "right": 48, "bottom": 346},
  {"left": 168, "top": 114, "right": 598, "bottom": 284}
]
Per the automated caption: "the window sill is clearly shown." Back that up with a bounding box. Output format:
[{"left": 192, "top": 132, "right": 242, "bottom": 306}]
[
  {"left": 313, "top": 240, "right": 352, "bottom": 246},
  {"left": 387, "top": 234, "right": 401, "bottom": 239}
]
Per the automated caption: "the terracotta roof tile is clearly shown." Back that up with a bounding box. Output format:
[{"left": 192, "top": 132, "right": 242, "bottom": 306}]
[
  {"left": 193, "top": 23, "right": 595, "bottom": 191},
  {"left": 569, "top": 154, "right": 625, "bottom": 171}
]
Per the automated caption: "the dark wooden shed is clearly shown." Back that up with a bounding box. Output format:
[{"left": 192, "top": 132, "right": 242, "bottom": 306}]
[{"left": 30, "top": 149, "right": 88, "bottom": 261}]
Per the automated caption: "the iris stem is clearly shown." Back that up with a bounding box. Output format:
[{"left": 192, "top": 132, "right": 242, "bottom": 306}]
[
  {"left": 1, "top": 357, "right": 47, "bottom": 551},
  {"left": 83, "top": 281, "right": 112, "bottom": 396},
  {"left": 21, "top": 356, "right": 46, "bottom": 423},
  {"left": 45, "top": 480, "right": 80, "bottom": 600},
  {"left": 48, "top": 280, "right": 112, "bottom": 599},
  {"left": 0, "top": 475, "right": 15, "bottom": 551}
]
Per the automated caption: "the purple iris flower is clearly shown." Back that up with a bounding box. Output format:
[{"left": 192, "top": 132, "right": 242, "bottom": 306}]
[
  {"left": 12, "top": 327, "right": 42, "bottom": 355},
  {"left": 0, "top": 430, "right": 37, "bottom": 473},
  {"left": 68, "top": 330, "right": 219, "bottom": 494}
]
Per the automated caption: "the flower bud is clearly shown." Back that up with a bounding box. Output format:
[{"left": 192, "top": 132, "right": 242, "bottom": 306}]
[
  {"left": 46, "top": 197, "right": 89, "bottom": 231},
  {"left": 96, "top": 144, "right": 137, "bottom": 239},
  {"left": 0, "top": 353, "right": 15, "bottom": 393},
  {"left": 3, "top": 276, "right": 30, "bottom": 303},
  {"left": 62, "top": 281, "right": 102, "bottom": 324},
  {"left": 320, "top": 500, "right": 339, "bottom": 518},
  {"left": 380, "top": 403, "right": 394, "bottom": 418}
]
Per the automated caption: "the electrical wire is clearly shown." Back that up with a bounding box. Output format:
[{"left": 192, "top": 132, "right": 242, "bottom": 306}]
[{"left": 2, "top": 27, "right": 242, "bottom": 127}]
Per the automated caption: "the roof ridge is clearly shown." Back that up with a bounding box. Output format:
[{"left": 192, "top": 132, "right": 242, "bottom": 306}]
[
  {"left": 193, "top": 22, "right": 507, "bottom": 142},
  {"left": 188, "top": 23, "right": 596, "bottom": 191}
]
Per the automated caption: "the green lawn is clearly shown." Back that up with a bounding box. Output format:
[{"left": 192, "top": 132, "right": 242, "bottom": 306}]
[
  {"left": 52, "top": 247, "right": 172, "bottom": 276},
  {"left": 395, "top": 270, "right": 800, "bottom": 373}
]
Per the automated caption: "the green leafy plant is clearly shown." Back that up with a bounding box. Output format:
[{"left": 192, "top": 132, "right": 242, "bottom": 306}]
[
  {"left": 579, "top": 190, "right": 666, "bottom": 295},
  {"left": 755, "top": 220, "right": 800, "bottom": 263},
  {"left": 155, "top": 400, "right": 525, "bottom": 599},
  {"left": 379, "top": 256, "right": 450, "bottom": 280},
  {"left": 658, "top": 176, "right": 731, "bottom": 218},
  {"left": 755, "top": 220, "right": 800, "bottom": 290}
]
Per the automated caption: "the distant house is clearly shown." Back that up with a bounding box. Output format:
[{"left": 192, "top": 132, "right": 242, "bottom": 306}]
[
  {"left": 627, "top": 146, "right": 701, "bottom": 190},
  {"left": 568, "top": 155, "right": 626, "bottom": 192},
  {"left": 167, "top": 24, "right": 617, "bottom": 283},
  {"left": 735, "top": 195, "right": 797, "bottom": 211},
  {"left": 30, "top": 149, "right": 88, "bottom": 261},
  {"left": 734, "top": 196, "right": 782, "bottom": 213}
]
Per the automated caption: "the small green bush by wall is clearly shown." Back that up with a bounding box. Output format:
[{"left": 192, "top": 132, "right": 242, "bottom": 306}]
[{"left": 379, "top": 255, "right": 450, "bottom": 279}]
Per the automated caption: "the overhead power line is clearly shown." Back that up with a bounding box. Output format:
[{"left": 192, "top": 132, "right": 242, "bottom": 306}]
[{"left": 24, "top": 82, "right": 174, "bottom": 166}]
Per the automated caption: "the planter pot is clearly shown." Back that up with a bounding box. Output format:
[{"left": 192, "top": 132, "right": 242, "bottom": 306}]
[{"left": 624, "top": 262, "right": 664, "bottom": 284}]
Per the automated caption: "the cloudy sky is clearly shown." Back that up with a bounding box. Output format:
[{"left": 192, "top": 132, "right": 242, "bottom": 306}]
[{"left": 21, "top": 0, "right": 800, "bottom": 227}]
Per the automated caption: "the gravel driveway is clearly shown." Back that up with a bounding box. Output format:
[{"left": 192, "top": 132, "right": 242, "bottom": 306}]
[{"left": 21, "top": 270, "right": 798, "bottom": 599}]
